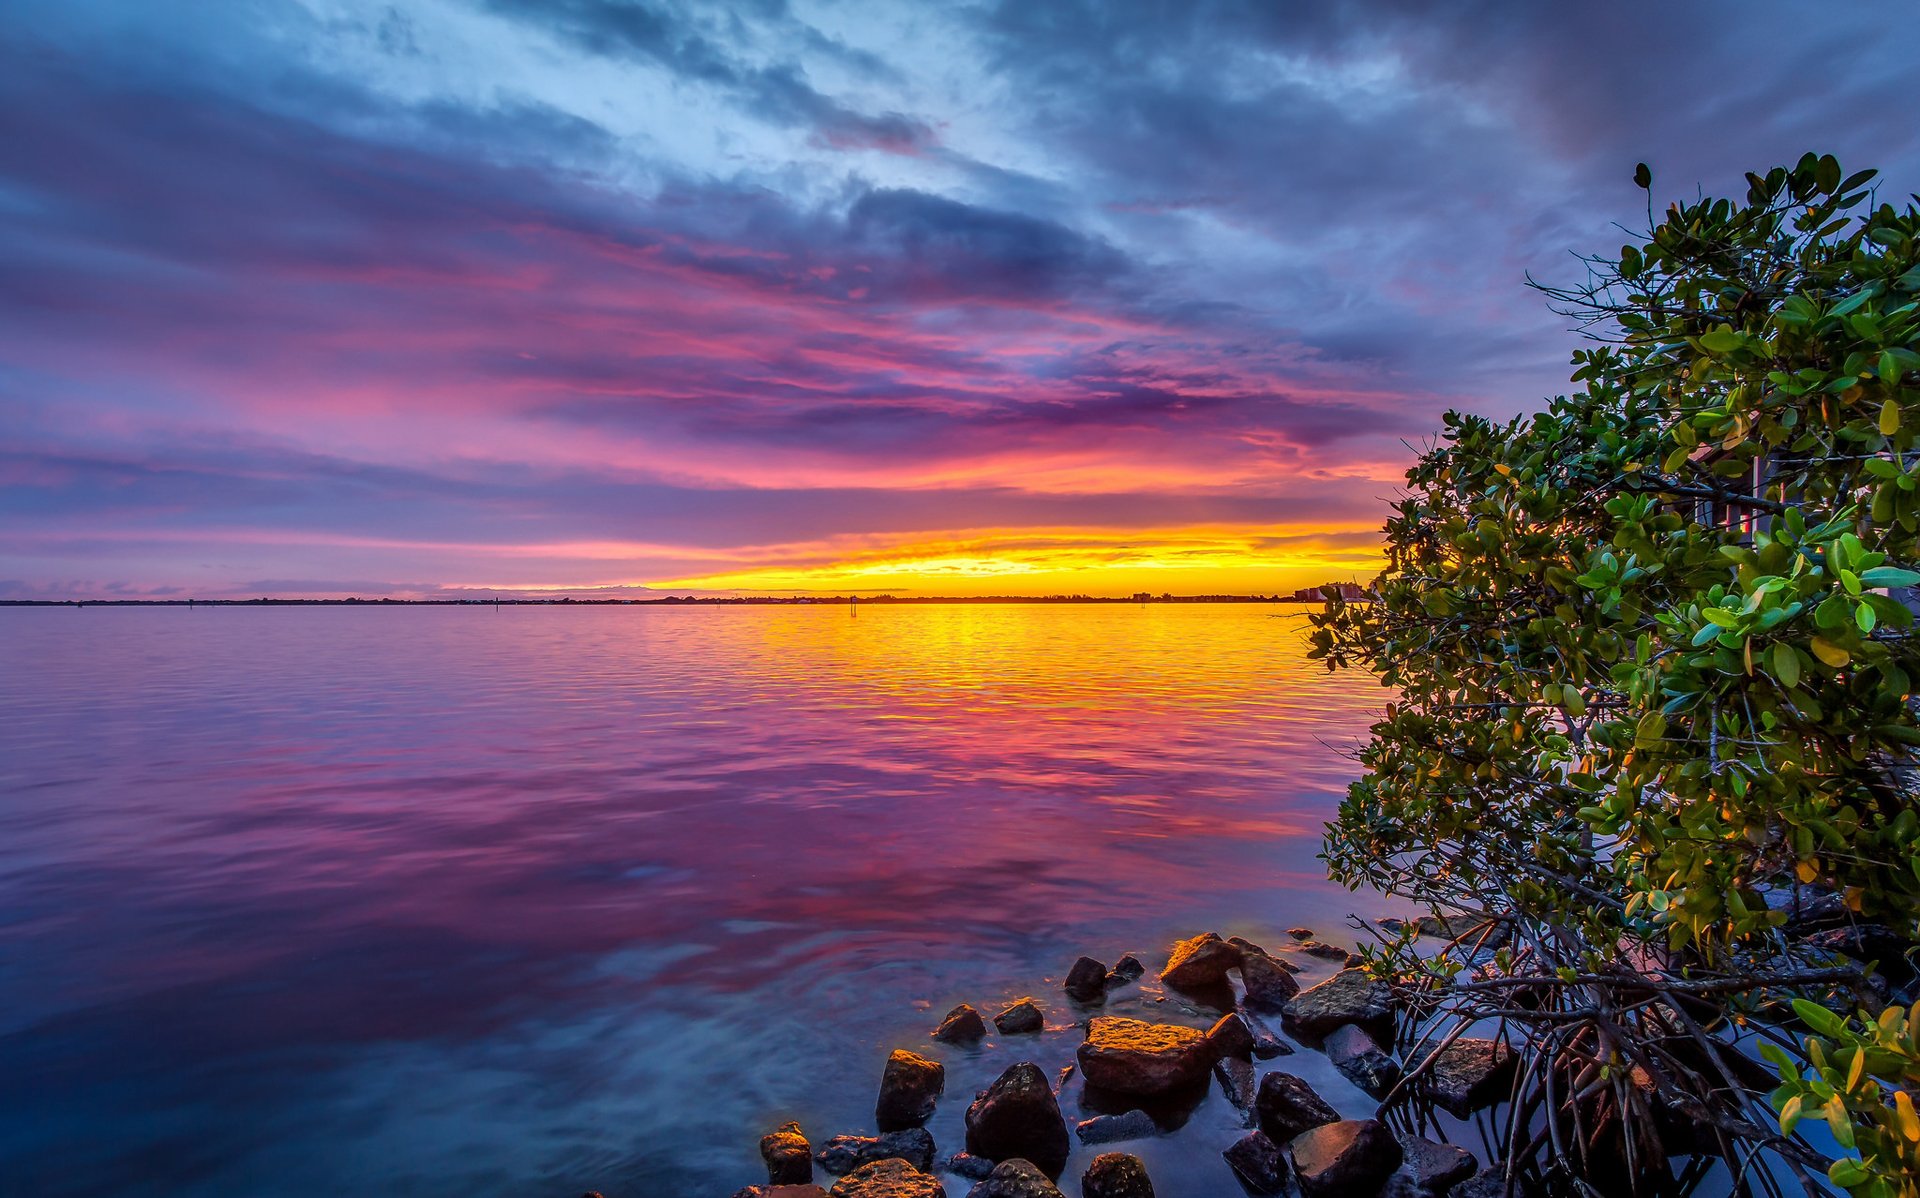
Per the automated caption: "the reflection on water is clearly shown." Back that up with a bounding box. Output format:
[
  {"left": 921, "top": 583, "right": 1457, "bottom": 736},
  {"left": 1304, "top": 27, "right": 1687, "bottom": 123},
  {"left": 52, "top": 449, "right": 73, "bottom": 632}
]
[{"left": 0, "top": 604, "right": 1392, "bottom": 1196}]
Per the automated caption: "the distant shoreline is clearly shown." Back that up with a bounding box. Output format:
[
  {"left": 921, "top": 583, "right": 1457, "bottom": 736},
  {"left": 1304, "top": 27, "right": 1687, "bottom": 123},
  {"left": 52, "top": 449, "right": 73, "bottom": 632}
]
[{"left": 2, "top": 595, "right": 1340, "bottom": 608}]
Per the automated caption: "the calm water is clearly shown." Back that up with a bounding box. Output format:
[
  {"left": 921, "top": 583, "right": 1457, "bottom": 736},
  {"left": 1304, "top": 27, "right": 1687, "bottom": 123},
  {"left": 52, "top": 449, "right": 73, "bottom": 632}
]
[{"left": 0, "top": 604, "right": 1396, "bottom": 1197}]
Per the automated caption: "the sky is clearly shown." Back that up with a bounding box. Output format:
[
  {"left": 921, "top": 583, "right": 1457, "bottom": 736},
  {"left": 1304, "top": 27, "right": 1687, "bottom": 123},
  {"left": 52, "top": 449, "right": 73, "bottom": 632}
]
[{"left": 2, "top": 1, "right": 1916, "bottom": 599}]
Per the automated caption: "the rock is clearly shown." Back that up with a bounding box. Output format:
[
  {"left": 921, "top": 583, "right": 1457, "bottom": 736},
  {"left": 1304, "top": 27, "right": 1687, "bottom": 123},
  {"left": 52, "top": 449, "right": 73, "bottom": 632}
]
[
  {"left": 1073, "top": 1109, "right": 1158, "bottom": 1146},
  {"left": 1325, "top": 1023, "right": 1401, "bottom": 1095},
  {"left": 1054, "top": 1063, "right": 1074, "bottom": 1092},
  {"left": 1416, "top": 913, "right": 1508, "bottom": 950},
  {"left": 1344, "top": 953, "right": 1365, "bottom": 969},
  {"left": 1205, "top": 1011, "right": 1256, "bottom": 1059},
  {"left": 1428, "top": 1039, "right": 1516, "bottom": 1117},
  {"left": 1064, "top": 956, "right": 1109, "bottom": 1002},
  {"left": 1239, "top": 1009, "right": 1294, "bottom": 1058},
  {"left": 1222, "top": 1131, "right": 1290, "bottom": 1194},
  {"left": 1288, "top": 1120, "right": 1403, "bottom": 1198},
  {"left": 1109, "top": 954, "right": 1146, "bottom": 983},
  {"left": 1213, "top": 1056, "right": 1258, "bottom": 1117},
  {"left": 829, "top": 1159, "right": 945, "bottom": 1198},
  {"left": 1226, "top": 935, "right": 1270, "bottom": 958},
  {"left": 1239, "top": 950, "right": 1301, "bottom": 1011},
  {"left": 1452, "top": 1167, "right": 1534, "bottom": 1198},
  {"left": 934, "top": 1004, "right": 988, "bottom": 1045},
  {"left": 1283, "top": 969, "right": 1396, "bottom": 1040},
  {"left": 818, "top": 1129, "right": 937, "bottom": 1175},
  {"left": 1297, "top": 941, "right": 1351, "bottom": 962},
  {"left": 877, "top": 1051, "right": 946, "bottom": 1132},
  {"left": 1399, "top": 1134, "right": 1478, "bottom": 1193},
  {"left": 964, "top": 1062, "right": 1070, "bottom": 1178},
  {"left": 1161, "top": 932, "right": 1241, "bottom": 990},
  {"left": 1077, "top": 1016, "right": 1213, "bottom": 1096},
  {"left": 963, "top": 1159, "right": 1062, "bottom": 1198},
  {"left": 1803, "top": 924, "right": 1918, "bottom": 985},
  {"left": 733, "top": 1187, "right": 830, "bottom": 1198},
  {"left": 1375, "top": 917, "right": 1410, "bottom": 934},
  {"left": 1081, "top": 1152, "right": 1155, "bottom": 1198},
  {"left": 994, "top": 999, "right": 1045, "bottom": 1035},
  {"left": 1288, "top": 927, "right": 1314, "bottom": 940},
  {"left": 763, "top": 1121, "right": 815, "bottom": 1185},
  {"left": 943, "top": 1155, "right": 995, "bottom": 1181},
  {"left": 1254, "top": 1072, "right": 1339, "bottom": 1144}
]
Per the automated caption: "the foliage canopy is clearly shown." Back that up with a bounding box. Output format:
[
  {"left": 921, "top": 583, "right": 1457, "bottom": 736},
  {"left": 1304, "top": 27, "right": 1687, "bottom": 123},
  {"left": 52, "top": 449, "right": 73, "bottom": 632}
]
[{"left": 1311, "top": 155, "right": 1920, "bottom": 1195}]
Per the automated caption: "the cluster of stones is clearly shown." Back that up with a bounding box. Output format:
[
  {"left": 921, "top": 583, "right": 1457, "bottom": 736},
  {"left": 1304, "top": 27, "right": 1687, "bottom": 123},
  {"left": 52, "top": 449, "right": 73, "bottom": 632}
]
[{"left": 727, "top": 927, "right": 1525, "bottom": 1198}]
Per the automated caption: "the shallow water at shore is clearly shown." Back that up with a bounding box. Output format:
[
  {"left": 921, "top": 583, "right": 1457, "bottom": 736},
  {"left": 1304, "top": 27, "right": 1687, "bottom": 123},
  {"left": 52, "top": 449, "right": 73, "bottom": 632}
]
[{"left": 0, "top": 603, "right": 1399, "bottom": 1196}]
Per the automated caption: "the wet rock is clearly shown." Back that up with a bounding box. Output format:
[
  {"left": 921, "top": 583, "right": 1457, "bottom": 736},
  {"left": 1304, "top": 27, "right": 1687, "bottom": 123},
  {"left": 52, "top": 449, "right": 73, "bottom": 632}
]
[
  {"left": 1803, "top": 924, "right": 1918, "bottom": 985},
  {"left": 1065, "top": 956, "right": 1110, "bottom": 1002},
  {"left": 1297, "top": 941, "right": 1351, "bottom": 962},
  {"left": 1344, "top": 953, "right": 1366, "bottom": 969},
  {"left": 1375, "top": 917, "right": 1410, "bottom": 934},
  {"left": 732, "top": 1186, "right": 830, "bottom": 1198},
  {"left": 1226, "top": 935, "right": 1270, "bottom": 958},
  {"left": 1054, "top": 1063, "right": 1074, "bottom": 1093},
  {"left": 1081, "top": 1152, "right": 1155, "bottom": 1198},
  {"left": 1077, "top": 1016, "right": 1214, "bottom": 1096},
  {"left": 763, "top": 1121, "right": 815, "bottom": 1185},
  {"left": 1213, "top": 1056, "right": 1258, "bottom": 1117},
  {"left": 1073, "top": 1109, "right": 1158, "bottom": 1146},
  {"left": 1398, "top": 1134, "right": 1478, "bottom": 1193},
  {"left": 964, "top": 1062, "right": 1070, "bottom": 1178},
  {"left": 942, "top": 1155, "right": 995, "bottom": 1181},
  {"left": 1417, "top": 913, "right": 1508, "bottom": 951},
  {"left": 1205, "top": 1011, "right": 1256, "bottom": 1059},
  {"left": 828, "top": 1158, "right": 946, "bottom": 1198},
  {"left": 1161, "top": 932, "right": 1242, "bottom": 990},
  {"left": 1288, "top": 927, "right": 1314, "bottom": 940},
  {"left": 1254, "top": 1072, "right": 1339, "bottom": 1143},
  {"left": 1108, "top": 955, "right": 1146, "bottom": 984},
  {"left": 994, "top": 1000, "right": 1044, "bottom": 1035},
  {"left": 1239, "top": 950, "right": 1302, "bottom": 1012},
  {"left": 1325, "top": 1023, "right": 1401, "bottom": 1095},
  {"left": 1451, "top": 1167, "right": 1534, "bottom": 1198},
  {"left": 877, "top": 1051, "right": 946, "bottom": 1132},
  {"left": 1288, "top": 1119, "right": 1403, "bottom": 1198},
  {"left": 1428, "top": 1039, "right": 1516, "bottom": 1117},
  {"left": 963, "top": 1159, "right": 1062, "bottom": 1198},
  {"left": 818, "top": 1129, "right": 937, "bottom": 1175},
  {"left": 934, "top": 1004, "right": 988, "bottom": 1045},
  {"left": 1222, "top": 1131, "right": 1290, "bottom": 1194},
  {"left": 1239, "top": 1010, "right": 1295, "bottom": 1058},
  {"left": 1283, "top": 968, "right": 1397, "bottom": 1040}
]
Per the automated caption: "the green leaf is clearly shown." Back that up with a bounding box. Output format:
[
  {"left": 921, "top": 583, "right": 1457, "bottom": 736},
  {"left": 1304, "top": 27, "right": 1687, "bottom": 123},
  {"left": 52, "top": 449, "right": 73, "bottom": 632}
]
[
  {"left": 1860, "top": 567, "right": 1920, "bottom": 588},
  {"left": 1772, "top": 642, "right": 1801, "bottom": 689},
  {"left": 1880, "top": 400, "right": 1902, "bottom": 437},
  {"left": 1794, "top": 998, "right": 1848, "bottom": 1039},
  {"left": 1700, "top": 329, "right": 1743, "bottom": 354}
]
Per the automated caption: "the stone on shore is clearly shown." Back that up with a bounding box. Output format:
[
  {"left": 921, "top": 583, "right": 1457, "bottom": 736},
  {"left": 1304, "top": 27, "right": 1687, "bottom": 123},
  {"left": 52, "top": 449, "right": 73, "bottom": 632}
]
[
  {"left": 934, "top": 1004, "right": 988, "bottom": 1045},
  {"left": 828, "top": 1158, "right": 946, "bottom": 1198},
  {"left": 1226, "top": 935, "right": 1269, "bottom": 958},
  {"left": 1452, "top": 1166, "right": 1535, "bottom": 1198},
  {"left": 1105, "top": 955, "right": 1146, "bottom": 989},
  {"left": 1288, "top": 927, "right": 1314, "bottom": 940},
  {"left": 942, "top": 1155, "right": 995, "bottom": 1181},
  {"left": 1399, "top": 1134, "right": 1478, "bottom": 1193},
  {"left": 1416, "top": 913, "right": 1508, "bottom": 950},
  {"left": 963, "top": 1159, "right": 1061, "bottom": 1198},
  {"left": 1077, "top": 1016, "right": 1213, "bottom": 1096},
  {"left": 994, "top": 999, "right": 1045, "bottom": 1035},
  {"left": 1239, "top": 1009, "right": 1295, "bottom": 1058},
  {"left": 733, "top": 1186, "right": 830, "bottom": 1198},
  {"left": 1282, "top": 968, "right": 1396, "bottom": 1040},
  {"left": 1213, "top": 1056, "right": 1257, "bottom": 1117},
  {"left": 1222, "top": 1131, "right": 1290, "bottom": 1194},
  {"left": 1254, "top": 1072, "right": 1339, "bottom": 1144},
  {"left": 1239, "top": 950, "right": 1302, "bottom": 1011},
  {"left": 1064, "top": 957, "right": 1109, "bottom": 1002},
  {"left": 1205, "top": 1011, "right": 1256, "bottom": 1059},
  {"left": 1161, "top": 932, "right": 1241, "bottom": 990},
  {"left": 1081, "top": 1152, "right": 1155, "bottom": 1198},
  {"left": 818, "top": 1129, "right": 937, "bottom": 1175},
  {"left": 763, "top": 1121, "right": 815, "bottom": 1185},
  {"left": 877, "top": 1051, "right": 946, "bottom": 1132},
  {"left": 1073, "top": 1108, "right": 1157, "bottom": 1145},
  {"left": 964, "top": 1063, "right": 1070, "bottom": 1178},
  {"left": 1428, "top": 1039, "right": 1516, "bottom": 1117},
  {"left": 1325, "top": 1023, "right": 1400, "bottom": 1095},
  {"left": 1288, "top": 1120, "right": 1403, "bottom": 1198},
  {"left": 1296, "top": 941, "right": 1351, "bottom": 962}
]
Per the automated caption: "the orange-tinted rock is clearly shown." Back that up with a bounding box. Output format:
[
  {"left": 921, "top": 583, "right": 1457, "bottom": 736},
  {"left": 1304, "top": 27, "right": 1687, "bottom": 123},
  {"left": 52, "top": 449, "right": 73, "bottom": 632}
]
[
  {"left": 1076, "top": 1017, "right": 1213, "bottom": 1096},
  {"left": 933, "top": 1004, "right": 987, "bottom": 1044},
  {"left": 762, "top": 1121, "right": 814, "bottom": 1185},
  {"left": 827, "top": 1158, "right": 945, "bottom": 1198},
  {"left": 1288, "top": 1120, "right": 1402, "bottom": 1198},
  {"left": 1160, "top": 932, "right": 1241, "bottom": 990},
  {"left": 964, "top": 1063, "right": 1069, "bottom": 1178},
  {"left": 1081, "top": 1152, "right": 1155, "bottom": 1198},
  {"left": 877, "top": 1050, "right": 945, "bottom": 1131},
  {"left": 1281, "top": 968, "right": 1396, "bottom": 1039}
]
